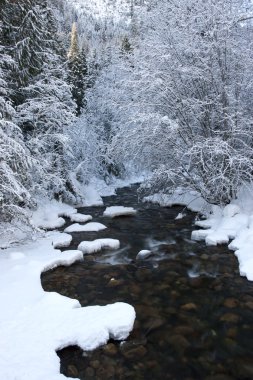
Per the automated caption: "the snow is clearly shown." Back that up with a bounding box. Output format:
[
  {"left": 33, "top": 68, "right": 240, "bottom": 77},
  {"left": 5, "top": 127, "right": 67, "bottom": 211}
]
[
  {"left": 70, "top": 213, "right": 92, "bottom": 223},
  {"left": 136, "top": 250, "right": 152, "bottom": 260},
  {"left": 81, "top": 183, "right": 104, "bottom": 206},
  {"left": 0, "top": 231, "right": 135, "bottom": 380},
  {"left": 78, "top": 238, "right": 120, "bottom": 254},
  {"left": 31, "top": 200, "right": 77, "bottom": 230},
  {"left": 52, "top": 233, "right": 72, "bottom": 249},
  {"left": 191, "top": 184, "right": 253, "bottom": 281},
  {"left": 144, "top": 187, "right": 209, "bottom": 213},
  {"left": 103, "top": 205, "right": 137, "bottom": 218},
  {"left": 64, "top": 222, "right": 107, "bottom": 233},
  {"left": 175, "top": 212, "right": 186, "bottom": 220}
]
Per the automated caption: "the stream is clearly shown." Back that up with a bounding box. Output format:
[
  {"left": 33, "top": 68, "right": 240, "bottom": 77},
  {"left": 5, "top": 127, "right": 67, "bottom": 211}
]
[{"left": 42, "top": 184, "right": 253, "bottom": 380}]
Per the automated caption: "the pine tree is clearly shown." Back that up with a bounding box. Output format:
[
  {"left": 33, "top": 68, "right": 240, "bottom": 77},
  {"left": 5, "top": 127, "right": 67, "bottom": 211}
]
[{"left": 68, "top": 23, "right": 88, "bottom": 114}]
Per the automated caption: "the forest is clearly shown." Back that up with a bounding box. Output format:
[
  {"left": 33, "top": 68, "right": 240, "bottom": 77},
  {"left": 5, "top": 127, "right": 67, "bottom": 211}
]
[{"left": 1, "top": 0, "right": 253, "bottom": 223}]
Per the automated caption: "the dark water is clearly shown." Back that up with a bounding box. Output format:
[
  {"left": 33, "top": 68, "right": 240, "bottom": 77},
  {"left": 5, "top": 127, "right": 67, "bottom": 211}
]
[{"left": 42, "top": 185, "right": 253, "bottom": 380}]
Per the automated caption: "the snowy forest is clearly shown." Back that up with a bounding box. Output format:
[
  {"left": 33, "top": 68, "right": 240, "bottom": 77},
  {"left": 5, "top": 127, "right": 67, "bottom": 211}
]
[
  {"left": 2, "top": 1, "right": 253, "bottom": 380},
  {"left": 1, "top": 0, "right": 253, "bottom": 222}
]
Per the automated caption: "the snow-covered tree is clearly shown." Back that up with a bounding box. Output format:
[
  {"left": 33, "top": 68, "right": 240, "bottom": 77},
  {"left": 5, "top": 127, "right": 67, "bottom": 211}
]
[
  {"left": 68, "top": 23, "right": 88, "bottom": 114},
  {"left": 107, "top": 0, "right": 253, "bottom": 204},
  {"left": 0, "top": 48, "right": 33, "bottom": 219},
  {"left": 16, "top": 56, "right": 76, "bottom": 201}
]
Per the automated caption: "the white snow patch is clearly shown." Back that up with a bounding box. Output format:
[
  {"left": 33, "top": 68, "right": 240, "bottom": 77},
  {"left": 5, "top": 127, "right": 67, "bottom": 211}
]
[
  {"left": 144, "top": 188, "right": 209, "bottom": 213},
  {"left": 70, "top": 213, "right": 92, "bottom": 223},
  {"left": 103, "top": 206, "right": 137, "bottom": 218},
  {"left": 64, "top": 222, "right": 107, "bottom": 233},
  {"left": 175, "top": 212, "right": 186, "bottom": 220},
  {"left": 136, "top": 250, "right": 152, "bottom": 260},
  {"left": 78, "top": 239, "right": 120, "bottom": 254},
  {"left": 82, "top": 183, "right": 104, "bottom": 206},
  {"left": 31, "top": 200, "right": 77, "bottom": 230},
  {"left": 52, "top": 233, "right": 72, "bottom": 249},
  {"left": 191, "top": 183, "right": 253, "bottom": 281},
  {"left": 0, "top": 231, "right": 135, "bottom": 380}
]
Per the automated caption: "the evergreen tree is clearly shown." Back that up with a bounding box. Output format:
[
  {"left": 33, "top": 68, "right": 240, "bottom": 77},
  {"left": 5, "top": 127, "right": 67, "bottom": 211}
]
[{"left": 68, "top": 23, "right": 88, "bottom": 114}]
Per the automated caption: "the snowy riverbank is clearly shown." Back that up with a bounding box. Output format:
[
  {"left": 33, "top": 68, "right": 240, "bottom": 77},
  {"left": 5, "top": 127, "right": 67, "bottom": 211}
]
[
  {"left": 145, "top": 184, "right": 253, "bottom": 281},
  {"left": 0, "top": 178, "right": 139, "bottom": 380}
]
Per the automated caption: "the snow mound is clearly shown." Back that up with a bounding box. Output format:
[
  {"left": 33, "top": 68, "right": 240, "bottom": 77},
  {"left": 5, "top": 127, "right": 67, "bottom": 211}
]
[
  {"left": 82, "top": 183, "right": 104, "bottom": 206},
  {"left": 31, "top": 200, "right": 77, "bottom": 230},
  {"left": 136, "top": 250, "right": 152, "bottom": 260},
  {"left": 103, "top": 206, "right": 137, "bottom": 218},
  {"left": 78, "top": 239, "right": 120, "bottom": 254},
  {"left": 52, "top": 233, "right": 72, "bottom": 249},
  {"left": 64, "top": 222, "right": 107, "bottom": 233},
  {"left": 144, "top": 188, "right": 209, "bottom": 213},
  {"left": 0, "top": 231, "right": 135, "bottom": 380},
  {"left": 70, "top": 213, "right": 92, "bottom": 223}
]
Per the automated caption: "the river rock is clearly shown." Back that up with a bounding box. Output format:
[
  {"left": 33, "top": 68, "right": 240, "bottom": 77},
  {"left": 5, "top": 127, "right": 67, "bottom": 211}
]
[
  {"left": 90, "top": 360, "right": 100, "bottom": 369},
  {"left": 144, "top": 317, "right": 165, "bottom": 331},
  {"left": 67, "top": 365, "right": 79, "bottom": 377},
  {"left": 220, "top": 313, "right": 240, "bottom": 323},
  {"left": 245, "top": 301, "right": 253, "bottom": 310},
  {"left": 121, "top": 344, "right": 147, "bottom": 359},
  {"left": 174, "top": 325, "right": 195, "bottom": 336},
  {"left": 85, "top": 367, "right": 95, "bottom": 378},
  {"left": 102, "top": 343, "right": 118, "bottom": 356},
  {"left": 226, "top": 327, "right": 238, "bottom": 339},
  {"left": 181, "top": 302, "right": 198, "bottom": 311},
  {"left": 168, "top": 334, "right": 190, "bottom": 354},
  {"left": 223, "top": 298, "right": 239, "bottom": 308}
]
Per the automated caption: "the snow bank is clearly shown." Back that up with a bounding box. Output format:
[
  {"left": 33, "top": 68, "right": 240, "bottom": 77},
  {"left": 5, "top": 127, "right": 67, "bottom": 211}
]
[
  {"left": 144, "top": 188, "right": 209, "bottom": 213},
  {"left": 191, "top": 184, "right": 253, "bottom": 281},
  {"left": 31, "top": 199, "right": 77, "bottom": 230},
  {"left": 70, "top": 213, "right": 92, "bottom": 223},
  {"left": 0, "top": 231, "right": 135, "bottom": 380},
  {"left": 103, "top": 205, "right": 137, "bottom": 218},
  {"left": 64, "top": 222, "right": 107, "bottom": 233},
  {"left": 78, "top": 238, "right": 120, "bottom": 254}
]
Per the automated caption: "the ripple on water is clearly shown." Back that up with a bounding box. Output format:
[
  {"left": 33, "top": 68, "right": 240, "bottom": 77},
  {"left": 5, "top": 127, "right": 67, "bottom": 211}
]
[{"left": 42, "top": 185, "right": 253, "bottom": 380}]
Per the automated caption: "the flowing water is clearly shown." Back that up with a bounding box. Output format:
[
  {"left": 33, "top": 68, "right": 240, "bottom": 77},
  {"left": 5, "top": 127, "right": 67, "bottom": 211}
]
[{"left": 42, "top": 185, "right": 253, "bottom": 380}]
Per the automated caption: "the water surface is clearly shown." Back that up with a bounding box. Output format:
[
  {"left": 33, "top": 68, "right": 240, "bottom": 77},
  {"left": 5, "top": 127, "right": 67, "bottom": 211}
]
[{"left": 42, "top": 185, "right": 253, "bottom": 380}]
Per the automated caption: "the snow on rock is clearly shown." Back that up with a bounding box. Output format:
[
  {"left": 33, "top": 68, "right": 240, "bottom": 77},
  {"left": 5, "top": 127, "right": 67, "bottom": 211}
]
[
  {"left": 31, "top": 200, "right": 77, "bottom": 230},
  {"left": 70, "top": 213, "right": 92, "bottom": 223},
  {"left": 78, "top": 239, "right": 120, "bottom": 254},
  {"left": 52, "top": 233, "right": 72, "bottom": 249},
  {"left": 136, "top": 250, "right": 152, "bottom": 260},
  {"left": 144, "top": 188, "right": 209, "bottom": 213},
  {"left": 175, "top": 212, "right": 186, "bottom": 220},
  {"left": 0, "top": 231, "right": 135, "bottom": 380},
  {"left": 103, "top": 206, "right": 137, "bottom": 218},
  {"left": 64, "top": 222, "right": 107, "bottom": 233}
]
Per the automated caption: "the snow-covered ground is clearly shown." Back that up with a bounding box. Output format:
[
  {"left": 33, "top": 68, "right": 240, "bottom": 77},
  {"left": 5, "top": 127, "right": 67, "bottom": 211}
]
[
  {"left": 0, "top": 231, "right": 135, "bottom": 380},
  {"left": 0, "top": 177, "right": 139, "bottom": 380},
  {"left": 146, "top": 185, "right": 253, "bottom": 282}
]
